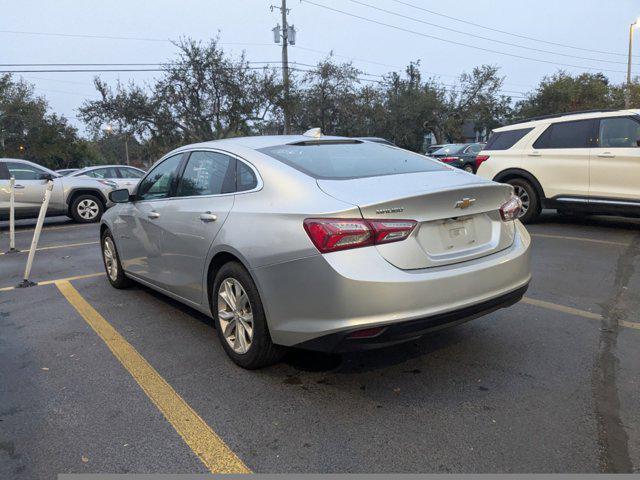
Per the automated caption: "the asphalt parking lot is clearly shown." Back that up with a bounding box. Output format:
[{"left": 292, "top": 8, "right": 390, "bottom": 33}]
[{"left": 1, "top": 213, "right": 639, "bottom": 477}]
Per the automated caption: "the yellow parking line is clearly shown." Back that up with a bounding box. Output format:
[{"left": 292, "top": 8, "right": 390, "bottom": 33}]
[
  {"left": 530, "top": 233, "right": 629, "bottom": 247},
  {"left": 55, "top": 280, "right": 250, "bottom": 474},
  {"left": 0, "top": 272, "right": 105, "bottom": 292},
  {"left": 522, "top": 296, "right": 640, "bottom": 330},
  {"left": 0, "top": 241, "right": 99, "bottom": 256}
]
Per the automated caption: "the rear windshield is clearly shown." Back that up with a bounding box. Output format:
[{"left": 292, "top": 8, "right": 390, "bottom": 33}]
[
  {"left": 259, "top": 141, "right": 447, "bottom": 180},
  {"left": 485, "top": 127, "right": 533, "bottom": 150}
]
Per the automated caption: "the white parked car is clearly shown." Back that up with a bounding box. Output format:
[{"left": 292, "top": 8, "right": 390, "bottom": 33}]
[
  {"left": 476, "top": 109, "right": 640, "bottom": 223},
  {"left": 71, "top": 165, "right": 145, "bottom": 194}
]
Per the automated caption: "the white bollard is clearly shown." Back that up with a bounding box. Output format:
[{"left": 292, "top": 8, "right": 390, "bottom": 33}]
[
  {"left": 17, "top": 179, "right": 54, "bottom": 288},
  {"left": 7, "top": 176, "right": 17, "bottom": 253}
]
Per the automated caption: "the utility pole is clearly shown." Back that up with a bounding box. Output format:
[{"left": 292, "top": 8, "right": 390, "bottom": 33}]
[
  {"left": 272, "top": 1, "right": 296, "bottom": 134},
  {"left": 627, "top": 21, "right": 636, "bottom": 108}
]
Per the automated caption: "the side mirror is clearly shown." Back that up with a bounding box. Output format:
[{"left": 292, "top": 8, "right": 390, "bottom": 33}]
[
  {"left": 109, "top": 188, "right": 131, "bottom": 203},
  {"left": 39, "top": 173, "right": 55, "bottom": 181}
]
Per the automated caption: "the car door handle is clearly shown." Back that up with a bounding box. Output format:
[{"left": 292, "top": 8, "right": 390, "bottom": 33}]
[
  {"left": 528, "top": 151, "right": 541, "bottom": 157},
  {"left": 13, "top": 184, "right": 25, "bottom": 189},
  {"left": 597, "top": 152, "right": 615, "bottom": 158},
  {"left": 148, "top": 211, "right": 160, "bottom": 219},
  {"left": 199, "top": 212, "right": 217, "bottom": 222}
]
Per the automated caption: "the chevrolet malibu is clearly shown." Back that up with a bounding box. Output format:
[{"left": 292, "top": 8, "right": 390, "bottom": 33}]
[{"left": 100, "top": 133, "right": 531, "bottom": 369}]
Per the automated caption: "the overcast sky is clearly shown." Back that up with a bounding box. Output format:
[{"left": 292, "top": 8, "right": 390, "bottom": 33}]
[{"left": 3, "top": 0, "right": 639, "bottom": 132}]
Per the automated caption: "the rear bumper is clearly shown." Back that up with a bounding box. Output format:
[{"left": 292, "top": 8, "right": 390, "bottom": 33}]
[
  {"left": 297, "top": 283, "right": 528, "bottom": 352},
  {"left": 252, "top": 221, "right": 531, "bottom": 349}
]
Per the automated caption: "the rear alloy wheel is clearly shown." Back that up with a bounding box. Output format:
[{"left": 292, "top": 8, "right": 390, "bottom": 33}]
[
  {"left": 506, "top": 178, "right": 540, "bottom": 224},
  {"left": 213, "top": 262, "right": 285, "bottom": 369},
  {"left": 101, "top": 229, "right": 131, "bottom": 289},
  {"left": 463, "top": 164, "right": 475, "bottom": 173},
  {"left": 71, "top": 194, "right": 104, "bottom": 223}
]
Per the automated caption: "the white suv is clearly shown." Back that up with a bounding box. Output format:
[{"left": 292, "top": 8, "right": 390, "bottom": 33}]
[{"left": 476, "top": 109, "right": 640, "bottom": 223}]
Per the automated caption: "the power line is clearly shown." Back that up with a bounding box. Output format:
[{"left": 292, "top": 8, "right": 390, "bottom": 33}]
[
  {"left": 389, "top": 0, "right": 638, "bottom": 59},
  {"left": 348, "top": 0, "right": 637, "bottom": 67},
  {"left": 0, "top": 29, "right": 274, "bottom": 47},
  {"left": 292, "top": 44, "right": 536, "bottom": 89},
  {"left": 0, "top": 61, "right": 285, "bottom": 68},
  {"left": 301, "top": 0, "right": 627, "bottom": 75}
]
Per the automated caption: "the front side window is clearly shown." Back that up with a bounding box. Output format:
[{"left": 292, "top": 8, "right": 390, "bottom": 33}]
[
  {"left": 6, "top": 162, "right": 45, "bottom": 180},
  {"left": 598, "top": 117, "right": 640, "bottom": 148},
  {"left": 533, "top": 120, "right": 593, "bottom": 149},
  {"left": 259, "top": 141, "right": 446, "bottom": 180},
  {"left": 485, "top": 128, "right": 533, "bottom": 150},
  {"left": 176, "top": 151, "right": 235, "bottom": 197},
  {"left": 137, "top": 154, "right": 183, "bottom": 200},
  {"left": 118, "top": 167, "right": 145, "bottom": 178}
]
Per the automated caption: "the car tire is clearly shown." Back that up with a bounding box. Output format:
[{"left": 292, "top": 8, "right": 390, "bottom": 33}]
[
  {"left": 463, "top": 164, "right": 475, "bottom": 173},
  {"left": 506, "top": 178, "right": 540, "bottom": 224},
  {"left": 212, "top": 261, "right": 285, "bottom": 369},
  {"left": 70, "top": 194, "right": 104, "bottom": 223},
  {"left": 101, "top": 229, "right": 131, "bottom": 289}
]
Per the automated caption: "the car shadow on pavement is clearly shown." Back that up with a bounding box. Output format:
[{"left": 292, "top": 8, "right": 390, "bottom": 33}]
[{"left": 283, "top": 326, "right": 471, "bottom": 374}]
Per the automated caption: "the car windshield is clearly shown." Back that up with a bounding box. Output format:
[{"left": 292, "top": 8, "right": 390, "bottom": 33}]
[
  {"left": 259, "top": 140, "right": 447, "bottom": 179},
  {"left": 433, "top": 144, "right": 466, "bottom": 155}
]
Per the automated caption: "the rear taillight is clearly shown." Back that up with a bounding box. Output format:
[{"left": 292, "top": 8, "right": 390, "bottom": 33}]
[
  {"left": 440, "top": 156, "right": 459, "bottom": 163},
  {"left": 499, "top": 195, "right": 522, "bottom": 221},
  {"left": 303, "top": 218, "right": 417, "bottom": 253},
  {"left": 368, "top": 220, "right": 416, "bottom": 244},
  {"left": 475, "top": 155, "right": 490, "bottom": 170}
]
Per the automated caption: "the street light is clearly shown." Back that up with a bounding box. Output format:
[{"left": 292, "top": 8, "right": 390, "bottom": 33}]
[{"left": 626, "top": 18, "right": 640, "bottom": 108}]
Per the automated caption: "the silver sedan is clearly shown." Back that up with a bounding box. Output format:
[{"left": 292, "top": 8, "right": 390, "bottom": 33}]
[{"left": 100, "top": 133, "right": 531, "bottom": 368}]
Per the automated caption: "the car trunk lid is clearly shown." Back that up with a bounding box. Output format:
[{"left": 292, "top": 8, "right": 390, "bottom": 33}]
[{"left": 317, "top": 170, "right": 516, "bottom": 269}]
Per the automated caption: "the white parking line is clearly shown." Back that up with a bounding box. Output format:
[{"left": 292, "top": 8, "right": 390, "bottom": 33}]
[
  {"left": 2, "top": 223, "right": 96, "bottom": 235},
  {"left": 0, "top": 241, "right": 98, "bottom": 256},
  {"left": 530, "top": 233, "right": 630, "bottom": 247},
  {"left": 0, "top": 272, "right": 105, "bottom": 292},
  {"left": 521, "top": 296, "right": 640, "bottom": 330}
]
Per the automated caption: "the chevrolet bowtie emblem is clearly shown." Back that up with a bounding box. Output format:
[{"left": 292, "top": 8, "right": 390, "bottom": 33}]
[{"left": 455, "top": 197, "right": 476, "bottom": 209}]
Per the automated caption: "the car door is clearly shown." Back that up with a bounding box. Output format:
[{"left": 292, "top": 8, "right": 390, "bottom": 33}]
[
  {"left": 115, "top": 167, "right": 145, "bottom": 194},
  {"left": 4, "top": 161, "right": 64, "bottom": 216},
  {"left": 114, "top": 154, "right": 184, "bottom": 288},
  {"left": 523, "top": 119, "right": 594, "bottom": 199},
  {"left": 159, "top": 150, "right": 237, "bottom": 304},
  {"left": 590, "top": 116, "right": 640, "bottom": 203}
]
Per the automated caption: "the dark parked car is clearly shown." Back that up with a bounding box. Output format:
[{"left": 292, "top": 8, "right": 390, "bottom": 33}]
[
  {"left": 425, "top": 144, "right": 452, "bottom": 155},
  {"left": 430, "top": 143, "right": 485, "bottom": 173}
]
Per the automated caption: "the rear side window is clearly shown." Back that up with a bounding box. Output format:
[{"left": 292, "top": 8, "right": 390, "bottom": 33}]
[
  {"left": 533, "top": 120, "right": 593, "bottom": 149},
  {"left": 259, "top": 141, "right": 446, "bottom": 180},
  {"left": 84, "top": 167, "right": 118, "bottom": 179},
  {"left": 485, "top": 128, "right": 533, "bottom": 150},
  {"left": 237, "top": 161, "right": 258, "bottom": 192}
]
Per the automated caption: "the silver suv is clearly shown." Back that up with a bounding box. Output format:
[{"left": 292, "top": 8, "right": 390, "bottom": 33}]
[{"left": 0, "top": 158, "right": 115, "bottom": 223}]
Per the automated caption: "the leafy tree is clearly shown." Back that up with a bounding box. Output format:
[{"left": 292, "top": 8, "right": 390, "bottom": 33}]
[
  {"left": 0, "top": 74, "right": 95, "bottom": 169},
  {"left": 514, "top": 71, "right": 621, "bottom": 119},
  {"left": 79, "top": 38, "right": 282, "bottom": 159}
]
